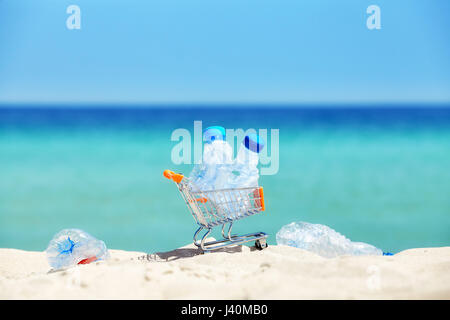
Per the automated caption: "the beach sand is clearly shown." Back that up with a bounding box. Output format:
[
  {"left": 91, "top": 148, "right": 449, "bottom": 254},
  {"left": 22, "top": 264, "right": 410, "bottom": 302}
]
[{"left": 1, "top": 241, "right": 449, "bottom": 299}]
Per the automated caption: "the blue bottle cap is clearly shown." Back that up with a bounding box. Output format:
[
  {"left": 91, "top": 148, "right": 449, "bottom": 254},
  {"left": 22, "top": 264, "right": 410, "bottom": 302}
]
[
  {"left": 203, "top": 126, "right": 226, "bottom": 143},
  {"left": 244, "top": 133, "right": 265, "bottom": 153}
]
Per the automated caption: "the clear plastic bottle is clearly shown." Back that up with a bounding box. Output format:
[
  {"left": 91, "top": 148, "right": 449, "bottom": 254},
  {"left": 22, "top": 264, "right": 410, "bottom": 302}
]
[
  {"left": 46, "top": 229, "right": 110, "bottom": 270},
  {"left": 218, "top": 134, "right": 265, "bottom": 218},
  {"left": 229, "top": 133, "right": 265, "bottom": 188},
  {"left": 189, "top": 126, "right": 233, "bottom": 191},
  {"left": 276, "top": 222, "right": 383, "bottom": 258}
]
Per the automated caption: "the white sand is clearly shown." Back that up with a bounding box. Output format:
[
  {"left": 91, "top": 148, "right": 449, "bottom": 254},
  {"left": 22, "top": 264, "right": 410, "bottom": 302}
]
[{"left": 1, "top": 241, "right": 449, "bottom": 299}]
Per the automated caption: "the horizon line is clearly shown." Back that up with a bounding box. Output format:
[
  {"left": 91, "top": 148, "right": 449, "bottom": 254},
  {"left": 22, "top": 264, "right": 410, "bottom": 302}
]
[{"left": 1, "top": 101, "right": 450, "bottom": 109}]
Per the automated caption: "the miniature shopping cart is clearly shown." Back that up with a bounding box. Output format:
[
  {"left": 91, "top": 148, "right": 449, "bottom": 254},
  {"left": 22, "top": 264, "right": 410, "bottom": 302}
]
[{"left": 163, "top": 169, "right": 268, "bottom": 253}]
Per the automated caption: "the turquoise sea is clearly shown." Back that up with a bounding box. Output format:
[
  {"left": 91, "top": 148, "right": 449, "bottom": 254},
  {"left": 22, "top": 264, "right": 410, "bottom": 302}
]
[{"left": 1, "top": 106, "right": 449, "bottom": 254}]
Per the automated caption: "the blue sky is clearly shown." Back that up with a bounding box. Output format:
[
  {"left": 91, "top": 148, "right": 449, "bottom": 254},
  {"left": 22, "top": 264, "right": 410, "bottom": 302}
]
[{"left": 0, "top": 0, "right": 449, "bottom": 104}]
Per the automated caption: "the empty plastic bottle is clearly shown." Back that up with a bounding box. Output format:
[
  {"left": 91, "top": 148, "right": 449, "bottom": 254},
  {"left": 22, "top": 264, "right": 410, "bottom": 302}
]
[
  {"left": 189, "top": 126, "right": 233, "bottom": 191},
  {"left": 46, "top": 229, "right": 110, "bottom": 270},
  {"left": 276, "top": 222, "right": 383, "bottom": 258},
  {"left": 213, "top": 134, "right": 265, "bottom": 217},
  {"left": 229, "top": 133, "right": 265, "bottom": 188}
]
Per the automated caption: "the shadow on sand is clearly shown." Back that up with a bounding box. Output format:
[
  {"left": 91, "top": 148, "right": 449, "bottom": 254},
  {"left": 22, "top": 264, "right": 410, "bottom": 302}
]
[{"left": 139, "top": 242, "right": 258, "bottom": 262}]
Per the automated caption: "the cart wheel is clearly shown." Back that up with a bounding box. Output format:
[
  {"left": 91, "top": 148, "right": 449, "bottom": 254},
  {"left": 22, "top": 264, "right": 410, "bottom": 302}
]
[{"left": 255, "top": 239, "right": 268, "bottom": 250}]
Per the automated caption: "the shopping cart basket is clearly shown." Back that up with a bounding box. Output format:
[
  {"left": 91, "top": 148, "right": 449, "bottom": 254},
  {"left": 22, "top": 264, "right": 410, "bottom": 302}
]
[{"left": 163, "top": 169, "right": 268, "bottom": 253}]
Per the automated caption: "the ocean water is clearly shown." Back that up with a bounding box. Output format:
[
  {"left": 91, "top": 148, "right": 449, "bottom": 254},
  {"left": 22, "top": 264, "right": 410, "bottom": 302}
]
[{"left": 1, "top": 106, "right": 449, "bottom": 254}]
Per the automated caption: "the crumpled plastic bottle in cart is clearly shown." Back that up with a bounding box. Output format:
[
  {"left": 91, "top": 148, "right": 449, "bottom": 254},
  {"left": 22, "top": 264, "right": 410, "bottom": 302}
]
[
  {"left": 228, "top": 133, "right": 265, "bottom": 189},
  {"left": 222, "top": 134, "right": 265, "bottom": 217},
  {"left": 276, "top": 222, "right": 383, "bottom": 258},
  {"left": 189, "top": 126, "right": 233, "bottom": 191},
  {"left": 46, "top": 229, "right": 110, "bottom": 270}
]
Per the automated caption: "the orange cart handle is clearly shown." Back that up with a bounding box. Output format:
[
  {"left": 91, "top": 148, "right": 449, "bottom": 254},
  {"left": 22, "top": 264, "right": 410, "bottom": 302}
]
[{"left": 163, "top": 170, "right": 184, "bottom": 183}]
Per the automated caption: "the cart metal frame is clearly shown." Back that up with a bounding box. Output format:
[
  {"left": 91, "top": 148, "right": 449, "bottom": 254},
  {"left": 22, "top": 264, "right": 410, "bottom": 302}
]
[{"left": 164, "top": 170, "right": 268, "bottom": 253}]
